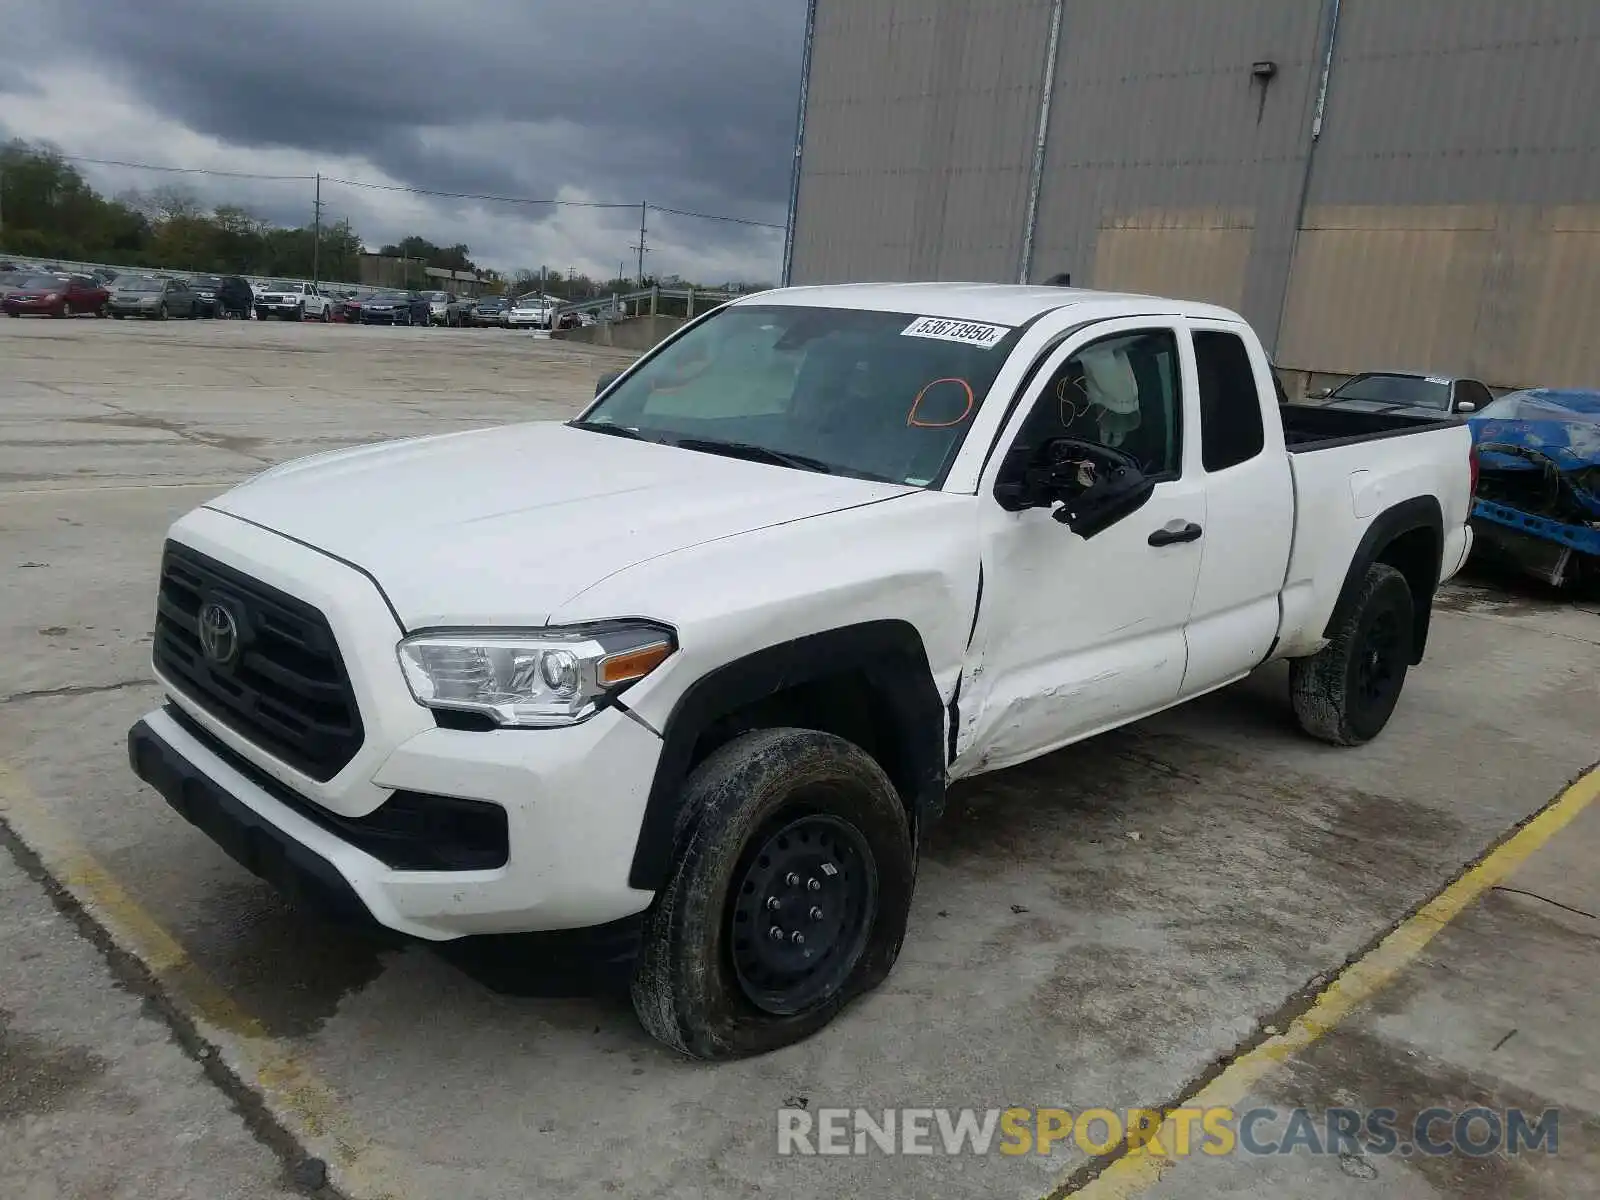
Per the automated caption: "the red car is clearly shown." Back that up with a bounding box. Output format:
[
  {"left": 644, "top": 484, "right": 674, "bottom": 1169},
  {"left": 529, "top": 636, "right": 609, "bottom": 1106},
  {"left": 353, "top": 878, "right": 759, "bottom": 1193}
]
[{"left": 2, "top": 273, "right": 110, "bottom": 318}]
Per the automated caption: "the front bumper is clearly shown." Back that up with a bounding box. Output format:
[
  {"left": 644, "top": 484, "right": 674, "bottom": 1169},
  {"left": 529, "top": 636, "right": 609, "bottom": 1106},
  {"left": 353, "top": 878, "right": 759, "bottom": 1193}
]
[
  {"left": 128, "top": 512, "right": 666, "bottom": 940},
  {"left": 130, "top": 692, "right": 665, "bottom": 939},
  {"left": 360, "top": 311, "right": 408, "bottom": 324},
  {"left": 111, "top": 303, "right": 161, "bottom": 317},
  {"left": 3, "top": 298, "right": 63, "bottom": 315}
]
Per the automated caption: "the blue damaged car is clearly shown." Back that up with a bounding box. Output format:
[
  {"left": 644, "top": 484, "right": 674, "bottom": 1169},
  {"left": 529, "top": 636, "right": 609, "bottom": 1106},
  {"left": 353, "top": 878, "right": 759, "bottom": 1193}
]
[{"left": 1467, "top": 388, "right": 1600, "bottom": 589}]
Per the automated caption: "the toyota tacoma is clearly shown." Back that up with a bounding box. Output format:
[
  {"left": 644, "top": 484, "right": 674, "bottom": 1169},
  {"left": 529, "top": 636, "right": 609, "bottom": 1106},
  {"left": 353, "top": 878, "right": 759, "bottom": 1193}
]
[{"left": 128, "top": 283, "right": 1475, "bottom": 1059}]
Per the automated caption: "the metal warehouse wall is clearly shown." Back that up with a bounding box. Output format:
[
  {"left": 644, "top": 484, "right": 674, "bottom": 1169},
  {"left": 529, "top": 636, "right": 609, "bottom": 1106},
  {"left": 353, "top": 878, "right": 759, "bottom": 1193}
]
[
  {"left": 787, "top": 0, "right": 1056, "bottom": 282},
  {"left": 790, "top": 0, "right": 1600, "bottom": 388}
]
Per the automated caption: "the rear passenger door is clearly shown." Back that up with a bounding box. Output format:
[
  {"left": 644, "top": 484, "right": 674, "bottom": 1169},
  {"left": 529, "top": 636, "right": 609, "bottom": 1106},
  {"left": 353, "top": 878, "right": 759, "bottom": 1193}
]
[{"left": 1177, "top": 320, "right": 1295, "bottom": 698}]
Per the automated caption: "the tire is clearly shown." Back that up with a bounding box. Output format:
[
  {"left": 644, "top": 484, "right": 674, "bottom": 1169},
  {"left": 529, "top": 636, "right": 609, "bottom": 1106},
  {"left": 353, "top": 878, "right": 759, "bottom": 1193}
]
[
  {"left": 156, "top": 303, "right": 168, "bottom": 321},
  {"left": 630, "top": 727, "right": 915, "bottom": 1061},
  {"left": 292, "top": 305, "right": 304, "bottom": 322},
  {"left": 97, "top": 304, "right": 109, "bottom": 318},
  {"left": 113, "top": 313, "right": 125, "bottom": 320},
  {"left": 1290, "top": 562, "right": 1415, "bottom": 746},
  {"left": 321, "top": 305, "right": 330, "bottom": 323},
  {"left": 57, "top": 301, "right": 72, "bottom": 318}
]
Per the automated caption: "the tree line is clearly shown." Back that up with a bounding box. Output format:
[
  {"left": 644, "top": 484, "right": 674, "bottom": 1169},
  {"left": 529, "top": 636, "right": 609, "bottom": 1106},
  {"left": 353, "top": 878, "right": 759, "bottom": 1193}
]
[{"left": 0, "top": 139, "right": 471, "bottom": 283}]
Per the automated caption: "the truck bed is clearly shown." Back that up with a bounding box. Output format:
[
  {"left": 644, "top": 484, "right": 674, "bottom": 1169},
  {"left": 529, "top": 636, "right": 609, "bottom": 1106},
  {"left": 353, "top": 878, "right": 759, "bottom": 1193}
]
[{"left": 1279, "top": 403, "right": 1460, "bottom": 452}]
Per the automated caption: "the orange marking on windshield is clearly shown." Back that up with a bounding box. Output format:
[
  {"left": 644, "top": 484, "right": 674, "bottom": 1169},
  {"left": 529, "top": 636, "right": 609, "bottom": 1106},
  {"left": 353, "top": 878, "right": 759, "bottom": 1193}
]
[{"left": 908, "top": 377, "right": 976, "bottom": 427}]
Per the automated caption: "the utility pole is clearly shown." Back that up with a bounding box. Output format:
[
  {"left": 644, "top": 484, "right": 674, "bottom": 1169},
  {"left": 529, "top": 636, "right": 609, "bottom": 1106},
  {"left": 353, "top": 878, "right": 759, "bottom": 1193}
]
[
  {"left": 632, "top": 201, "right": 649, "bottom": 287},
  {"left": 311, "top": 173, "right": 322, "bottom": 286}
]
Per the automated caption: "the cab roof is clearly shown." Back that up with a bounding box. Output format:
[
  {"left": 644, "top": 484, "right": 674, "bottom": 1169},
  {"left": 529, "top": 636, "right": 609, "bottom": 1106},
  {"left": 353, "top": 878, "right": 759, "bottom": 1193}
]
[{"left": 740, "top": 282, "right": 1244, "bottom": 327}]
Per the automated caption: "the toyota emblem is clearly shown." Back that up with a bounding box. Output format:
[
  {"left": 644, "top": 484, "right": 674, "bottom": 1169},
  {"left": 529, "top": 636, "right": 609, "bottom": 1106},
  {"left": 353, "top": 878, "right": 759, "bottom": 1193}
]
[{"left": 197, "top": 601, "right": 240, "bottom": 665}]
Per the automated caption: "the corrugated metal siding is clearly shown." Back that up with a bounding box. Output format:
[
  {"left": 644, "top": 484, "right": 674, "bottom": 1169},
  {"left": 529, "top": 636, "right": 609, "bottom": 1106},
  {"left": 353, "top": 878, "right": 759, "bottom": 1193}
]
[
  {"left": 1029, "top": 0, "right": 1327, "bottom": 343},
  {"left": 791, "top": 0, "right": 1600, "bottom": 385},
  {"left": 789, "top": 0, "right": 1055, "bottom": 284},
  {"left": 1279, "top": 0, "right": 1600, "bottom": 385}
]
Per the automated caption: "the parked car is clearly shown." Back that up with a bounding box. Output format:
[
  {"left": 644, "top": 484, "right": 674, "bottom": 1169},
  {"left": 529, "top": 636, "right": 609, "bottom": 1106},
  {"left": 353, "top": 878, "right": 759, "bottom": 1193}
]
[
  {"left": 127, "top": 283, "right": 1475, "bottom": 1061},
  {"left": 358, "top": 289, "right": 431, "bottom": 326},
  {"left": 1464, "top": 388, "right": 1600, "bottom": 590},
  {"left": 444, "top": 294, "right": 477, "bottom": 327},
  {"left": 422, "top": 291, "right": 454, "bottom": 325},
  {"left": 469, "top": 296, "right": 509, "bottom": 326},
  {"left": 187, "top": 274, "right": 254, "bottom": 319},
  {"left": 2, "top": 272, "right": 110, "bottom": 318},
  {"left": 108, "top": 274, "right": 197, "bottom": 320},
  {"left": 253, "top": 280, "right": 333, "bottom": 322},
  {"left": 1306, "top": 371, "right": 1492, "bottom": 418},
  {"left": 505, "top": 294, "right": 554, "bottom": 330}
]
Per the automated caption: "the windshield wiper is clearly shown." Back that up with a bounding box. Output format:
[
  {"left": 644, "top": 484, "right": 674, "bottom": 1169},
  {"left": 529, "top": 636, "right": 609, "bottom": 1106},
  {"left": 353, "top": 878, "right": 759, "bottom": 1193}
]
[
  {"left": 668, "top": 437, "right": 836, "bottom": 475},
  {"left": 569, "top": 420, "right": 648, "bottom": 441}
]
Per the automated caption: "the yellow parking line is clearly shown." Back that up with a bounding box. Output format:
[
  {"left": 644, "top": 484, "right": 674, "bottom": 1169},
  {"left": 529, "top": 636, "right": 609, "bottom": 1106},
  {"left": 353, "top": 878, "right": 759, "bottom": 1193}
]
[
  {"left": 1049, "top": 763, "right": 1600, "bottom": 1200},
  {"left": 0, "top": 757, "right": 414, "bottom": 1200}
]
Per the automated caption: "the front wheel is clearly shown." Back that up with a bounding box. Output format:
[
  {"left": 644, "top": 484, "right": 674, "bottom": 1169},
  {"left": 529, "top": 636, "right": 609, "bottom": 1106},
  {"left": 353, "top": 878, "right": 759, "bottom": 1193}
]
[
  {"left": 630, "top": 728, "right": 914, "bottom": 1061},
  {"left": 57, "top": 302, "right": 72, "bottom": 318},
  {"left": 1290, "top": 562, "right": 1415, "bottom": 746},
  {"left": 320, "top": 305, "right": 331, "bottom": 323},
  {"left": 155, "top": 303, "right": 168, "bottom": 321}
]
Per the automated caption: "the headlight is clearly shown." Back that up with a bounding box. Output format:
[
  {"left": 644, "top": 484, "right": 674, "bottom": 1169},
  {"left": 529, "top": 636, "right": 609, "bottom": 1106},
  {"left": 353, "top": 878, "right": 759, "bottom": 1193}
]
[{"left": 397, "top": 623, "right": 675, "bottom": 727}]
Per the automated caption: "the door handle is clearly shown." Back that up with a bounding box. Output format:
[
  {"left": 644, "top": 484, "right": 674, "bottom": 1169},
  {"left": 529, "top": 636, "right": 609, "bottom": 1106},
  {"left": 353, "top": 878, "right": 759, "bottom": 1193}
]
[{"left": 1148, "top": 521, "right": 1203, "bottom": 547}]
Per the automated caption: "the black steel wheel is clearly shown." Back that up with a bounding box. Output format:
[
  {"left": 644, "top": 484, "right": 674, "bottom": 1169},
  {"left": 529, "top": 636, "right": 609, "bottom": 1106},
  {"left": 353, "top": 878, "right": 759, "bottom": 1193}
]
[
  {"left": 1291, "top": 562, "right": 1416, "bottom": 745},
  {"left": 728, "top": 812, "right": 878, "bottom": 1017},
  {"left": 631, "top": 727, "right": 915, "bottom": 1060}
]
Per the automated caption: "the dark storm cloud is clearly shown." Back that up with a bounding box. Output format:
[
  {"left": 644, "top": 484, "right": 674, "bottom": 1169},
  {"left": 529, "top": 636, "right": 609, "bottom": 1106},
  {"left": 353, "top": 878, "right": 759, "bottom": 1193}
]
[{"left": 37, "top": 0, "right": 806, "bottom": 222}]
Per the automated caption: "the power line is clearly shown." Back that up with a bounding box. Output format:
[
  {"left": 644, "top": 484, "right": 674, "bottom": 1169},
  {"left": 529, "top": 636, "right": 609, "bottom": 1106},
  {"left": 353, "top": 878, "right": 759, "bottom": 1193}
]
[
  {"left": 57, "top": 153, "right": 783, "bottom": 229},
  {"left": 652, "top": 204, "right": 785, "bottom": 231},
  {"left": 59, "top": 154, "right": 316, "bottom": 182},
  {"left": 321, "top": 176, "right": 635, "bottom": 210}
]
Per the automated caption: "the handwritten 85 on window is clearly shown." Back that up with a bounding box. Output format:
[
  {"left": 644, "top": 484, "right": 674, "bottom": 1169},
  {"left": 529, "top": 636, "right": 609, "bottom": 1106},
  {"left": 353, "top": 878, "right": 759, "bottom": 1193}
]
[{"left": 774, "top": 1106, "right": 1561, "bottom": 1158}]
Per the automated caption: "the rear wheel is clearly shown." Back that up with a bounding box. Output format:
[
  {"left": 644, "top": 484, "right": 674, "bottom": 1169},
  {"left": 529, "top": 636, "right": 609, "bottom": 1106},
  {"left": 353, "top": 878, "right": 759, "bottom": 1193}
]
[
  {"left": 57, "top": 301, "right": 72, "bottom": 318},
  {"left": 631, "top": 728, "right": 915, "bottom": 1061},
  {"left": 1290, "top": 562, "right": 1415, "bottom": 746}
]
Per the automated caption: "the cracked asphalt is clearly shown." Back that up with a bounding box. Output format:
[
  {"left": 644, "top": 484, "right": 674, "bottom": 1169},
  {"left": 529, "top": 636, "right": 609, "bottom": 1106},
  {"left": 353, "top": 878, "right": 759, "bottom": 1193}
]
[{"left": 1, "top": 316, "right": 1596, "bottom": 1199}]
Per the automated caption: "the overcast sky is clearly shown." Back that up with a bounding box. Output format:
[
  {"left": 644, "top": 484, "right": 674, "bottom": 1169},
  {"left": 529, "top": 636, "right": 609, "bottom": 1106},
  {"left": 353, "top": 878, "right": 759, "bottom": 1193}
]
[{"left": 0, "top": 0, "right": 807, "bottom": 282}]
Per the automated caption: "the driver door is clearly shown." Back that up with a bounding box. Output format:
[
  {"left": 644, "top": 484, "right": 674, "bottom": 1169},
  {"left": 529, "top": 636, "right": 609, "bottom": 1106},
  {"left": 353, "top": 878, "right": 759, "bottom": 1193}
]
[{"left": 952, "top": 320, "right": 1206, "bottom": 776}]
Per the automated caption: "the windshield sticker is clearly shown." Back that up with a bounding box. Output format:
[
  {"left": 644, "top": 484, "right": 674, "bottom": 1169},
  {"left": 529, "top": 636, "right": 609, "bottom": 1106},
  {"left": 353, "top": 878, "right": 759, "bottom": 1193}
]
[{"left": 901, "top": 316, "right": 1011, "bottom": 350}]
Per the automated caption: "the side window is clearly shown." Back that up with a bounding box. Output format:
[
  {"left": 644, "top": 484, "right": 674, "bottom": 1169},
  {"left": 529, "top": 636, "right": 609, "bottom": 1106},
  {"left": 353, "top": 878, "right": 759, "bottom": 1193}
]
[
  {"left": 1193, "top": 330, "right": 1266, "bottom": 472},
  {"left": 1012, "top": 328, "right": 1182, "bottom": 477}
]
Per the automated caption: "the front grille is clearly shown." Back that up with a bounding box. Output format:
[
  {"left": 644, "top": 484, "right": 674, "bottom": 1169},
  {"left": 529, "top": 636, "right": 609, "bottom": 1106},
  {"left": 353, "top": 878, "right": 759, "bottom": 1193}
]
[{"left": 152, "top": 541, "right": 364, "bottom": 781}]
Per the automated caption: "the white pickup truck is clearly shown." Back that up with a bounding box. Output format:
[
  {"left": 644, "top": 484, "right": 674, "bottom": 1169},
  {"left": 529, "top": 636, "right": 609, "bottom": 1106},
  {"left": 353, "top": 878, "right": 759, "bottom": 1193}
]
[
  {"left": 127, "top": 284, "right": 1474, "bottom": 1059},
  {"left": 252, "top": 280, "right": 333, "bottom": 322}
]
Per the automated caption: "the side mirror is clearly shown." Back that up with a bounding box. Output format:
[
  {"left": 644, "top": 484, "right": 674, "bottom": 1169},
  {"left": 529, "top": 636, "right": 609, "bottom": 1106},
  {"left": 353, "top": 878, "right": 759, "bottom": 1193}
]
[
  {"left": 1454, "top": 400, "right": 1477, "bottom": 414},
  {"left": 993, "top": 437, "right": 1154, "bottom": 539},
  {"left": 595, "top": 370, "right": 624, "bottom": 397},
  {"left": 1308, "top": 386, "right": 1332, "bottom": 400}
]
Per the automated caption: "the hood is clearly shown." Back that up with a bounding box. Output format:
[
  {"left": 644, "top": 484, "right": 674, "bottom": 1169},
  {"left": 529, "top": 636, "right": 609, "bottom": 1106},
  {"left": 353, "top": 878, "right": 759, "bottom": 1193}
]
[{"left": 209, "top": 421, "right": 912, "bottom": 628}]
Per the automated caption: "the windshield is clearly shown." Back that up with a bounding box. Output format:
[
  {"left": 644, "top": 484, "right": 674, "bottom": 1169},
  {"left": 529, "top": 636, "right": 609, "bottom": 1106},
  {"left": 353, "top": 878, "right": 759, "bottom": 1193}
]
[
  {"left": 263, "top": 280, "right": 300, "bottom": 292},
  {"left": 116, "top": 276, "right": 164, "bottom": 292},
  {"left": 17, "top": 274, "right": 64, "bottom": 289},
  {"left": 190, "top": 276, "right": 222, "bottom": 288},
  {"left": 373, "top": 290, "right": 410, "bottom": 300},
  {"left": 424, "top": 291, "right": 447, "bottom": 301},
  {"left": 578, "top": 304, "right": 1025, "bottom": 486},
  {"left": 1328, "top": 373, "right": 1451, "bottom": 410}
]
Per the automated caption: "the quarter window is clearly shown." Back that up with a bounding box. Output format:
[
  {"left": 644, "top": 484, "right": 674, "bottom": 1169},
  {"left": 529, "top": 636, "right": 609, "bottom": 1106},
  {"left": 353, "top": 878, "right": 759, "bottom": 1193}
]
[{"left": 1193, "top": 330, "right": 1266, "bottom": 472}]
